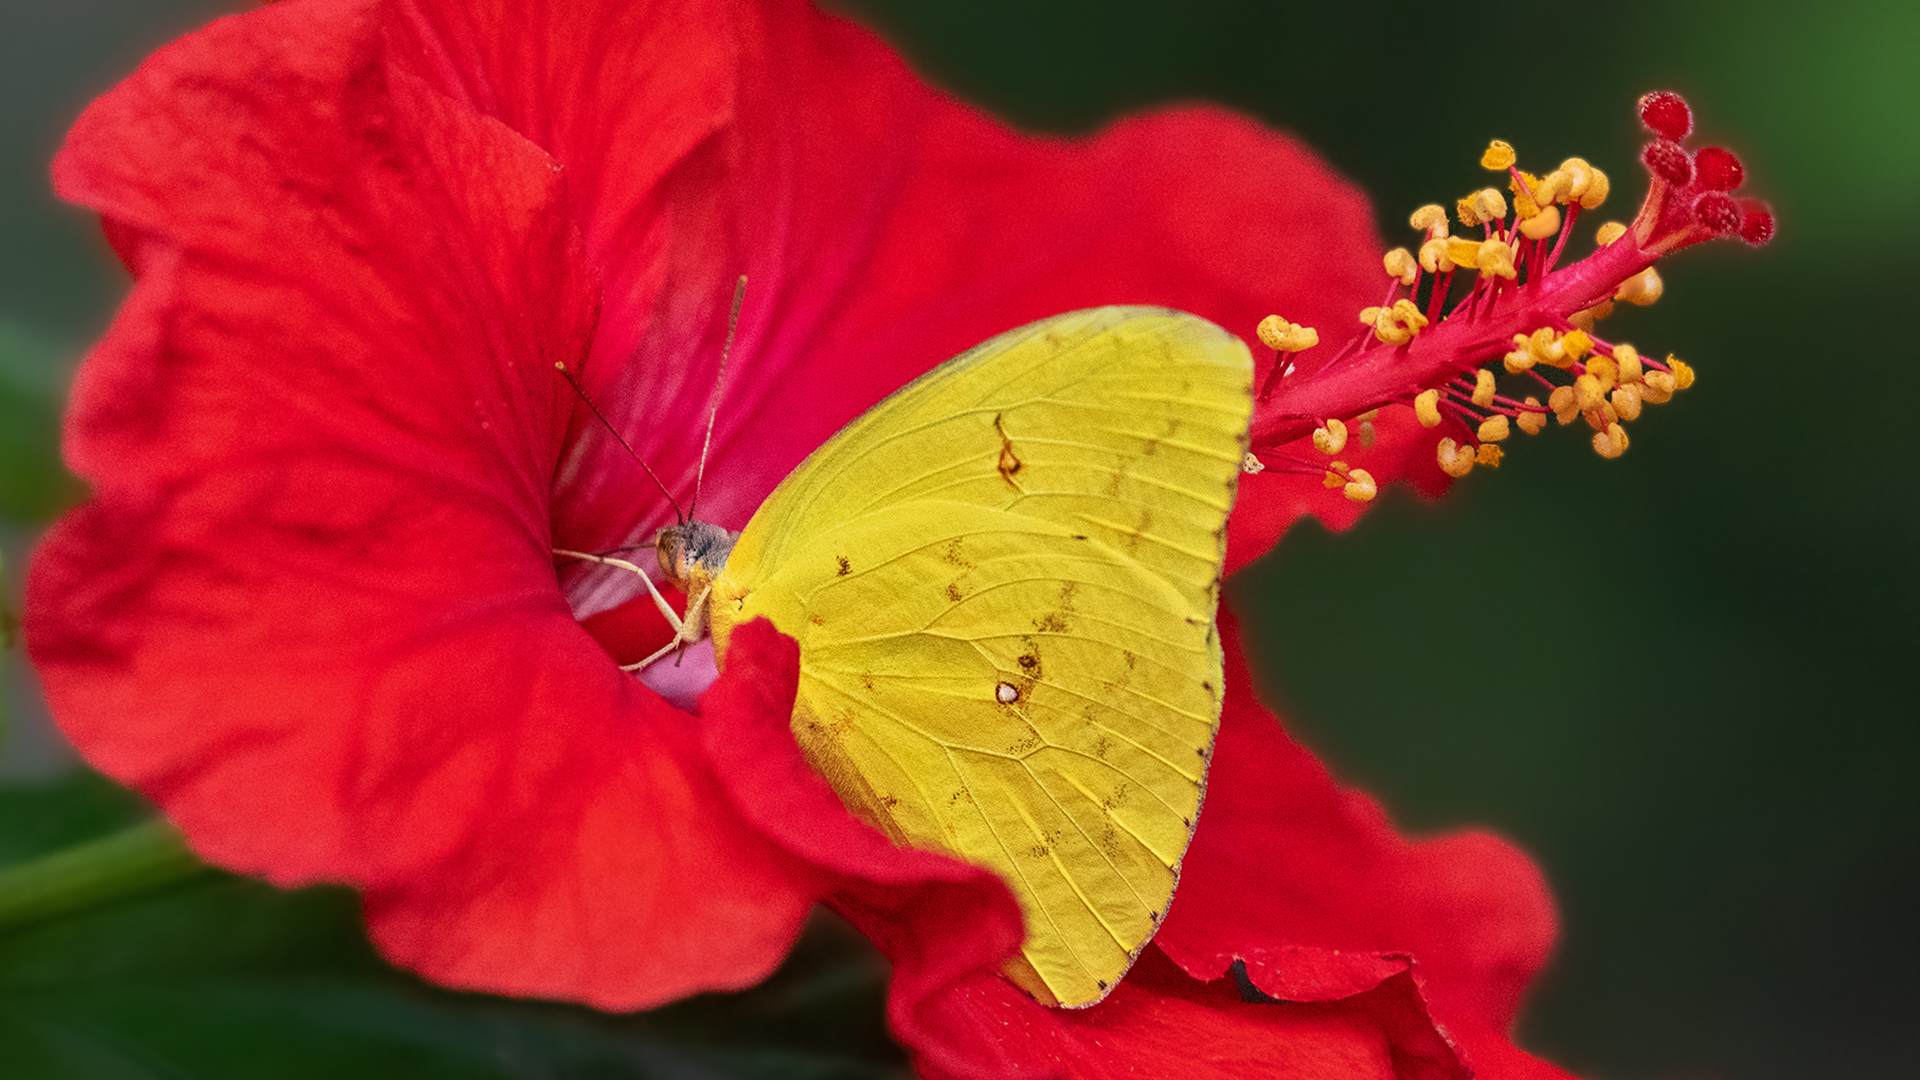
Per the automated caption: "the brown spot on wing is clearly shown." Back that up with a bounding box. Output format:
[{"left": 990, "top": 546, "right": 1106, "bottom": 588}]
[
  {"left": 835, "top": 555, "right": 851, "bottom": 576},
  {"left": 1033, "top": 612, "right": 1068, "bottom": 633},
  {"left": 993, "top": 413, "right": 1023, "bottom": 488},
  {"left": 945, "top": 582, "right": 964, "bottom": 603},
  {"left": 942, "top": 537, "right": 971, "bottom": 569},
  {"left": 1017, "top": 648, "right": 1042, "bottom": 678}
]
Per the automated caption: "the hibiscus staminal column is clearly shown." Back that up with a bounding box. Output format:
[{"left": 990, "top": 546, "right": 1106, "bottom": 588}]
[{"left": 1249, "top": 91, "right": 1771, "bottom": 491}]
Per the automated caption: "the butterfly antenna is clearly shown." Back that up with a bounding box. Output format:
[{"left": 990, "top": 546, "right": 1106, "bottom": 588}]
[
  {"left": 554, "top": 360, "right": 686, "bottom": 523},
  {"left": 689, "top": 274, "right": 747, "bottom": 521}
]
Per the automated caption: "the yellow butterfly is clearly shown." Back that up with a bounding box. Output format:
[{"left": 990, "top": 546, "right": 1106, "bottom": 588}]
[{"left": 567, "top": 306, "right": 1252, "bottom": 1006}]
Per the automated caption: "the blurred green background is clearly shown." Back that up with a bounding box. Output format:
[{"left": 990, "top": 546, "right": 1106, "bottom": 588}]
[{"left": 2, "top": 0, "right": 1914, "bottom": 1077}]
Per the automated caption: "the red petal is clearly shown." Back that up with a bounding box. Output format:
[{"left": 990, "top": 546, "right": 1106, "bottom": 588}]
[
  {"left": 1154, "top": 608, "right": 1572, "bottom": 1078},
  {"left": 31, "top": 0, "right": 818, "bottom": 1007},
  {"left": 918, "top": 949, "right": 1404, "bottom": 1080}
]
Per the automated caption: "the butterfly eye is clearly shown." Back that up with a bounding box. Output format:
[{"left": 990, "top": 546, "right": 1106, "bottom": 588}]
[{"left": 995, "top": 682, "right": 1020, "bottom": 704}]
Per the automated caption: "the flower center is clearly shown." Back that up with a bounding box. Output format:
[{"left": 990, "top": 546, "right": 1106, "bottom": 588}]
[{"left": 1247, "top": 90, "right": 1770, "bottom": 498}]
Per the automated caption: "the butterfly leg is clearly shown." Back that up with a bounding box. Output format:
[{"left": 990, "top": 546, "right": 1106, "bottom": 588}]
[
  {"left": 668, "top": 583, "right": 713, "bottom": 668},
  {"left": 619, "top": 635, "right": 690, "bottom": 672},
  {"left": 553, "top": 548, "right": 684, "bottom": 635}
]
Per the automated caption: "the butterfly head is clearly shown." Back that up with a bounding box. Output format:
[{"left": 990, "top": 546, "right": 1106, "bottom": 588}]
[{"left": 655, "top": 520, "right": 739, "bottom": 592}]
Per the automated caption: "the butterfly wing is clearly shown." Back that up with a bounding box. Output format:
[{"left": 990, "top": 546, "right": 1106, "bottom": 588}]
[{"left": 709, "top": 307, "right": 1253, "bottom": 1006}]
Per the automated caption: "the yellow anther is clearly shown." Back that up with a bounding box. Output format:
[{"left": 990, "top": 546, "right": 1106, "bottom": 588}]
[
  {"left": 1610, "top": 384, "right": 1643, "bottom": 421},
  {"left": 1383, "top": 247, "right": 1419, "bottom": 285},
  {"left": 1446, "top": 236, "right": 1485, "bottom": 268},
  {"left": 1475, "top": 443, "right": 1504, "bottom": 467},
  {"left": 1549, "top": 384, "right": 1580, "bottom": 424},
  {"left": 1409, "top": 204, "right": 1450, "bottom": 236},
  {"left": 1436, "top": 437, "right": 1476, "bottom": 478},
  {"left": 1615, "top": 267, "right": 1663, "bottom": 305},
  {"left": 1323, "top": 463, "right": 1347, "bottom": 489},
  {"left": 1370, "top": 299, "right": 1428, "bottom": 345},
  {"left": 1415, "top": 388, "right": 1444, "bottom": 428},
  {"left": 1587, "top": 355, "right": 1618, "bottom": 395},
  {"left": 1343, "top": 468, "right": 1378, "bottom": 503},
  {"left": 1583, "top": 400, "right": 1619, "bottom": 430},
  {"left": 1456, "top": 196, "right": 1481, "bottom": 228},
  {"left": 1481, "top": 139, "right": 1517, "bottom": 170},
  {"left": 1510, "top": 170, "right": 1543, "bottom": 214},
  {"left": 1373, "top": 320, "right": 1412, "bottom": 346},
  {"left": 1558, "top": 158, "right": 1595, "bottom": 200},
  {"left": 1241, "top": 452, "right": 1266, "bottom": 474},
  {"left": 1419, "top": 237, "right": 1455, "bottom": 273},
  {"left": 1670, "top": 358, "right": 1695, "bottom": 389},
  {"left": 1471, "top": 188, "right": 1508, "bottom": 224},
  {"left": 1503, "top": 337, "right": 1537, "bottom": 374},
  {"left": 1595, "top": 221, "right": 1628, "bottom": 246},
  {"left": 1531, "top": 170, "right": 1571, "bottom": 207},
  {"left": 1476, "top": 414, "right": 1510, "bottom": 443},
  {"left": 1574, "top": 373, "right": 1605, "bottom": 411},
  {"left": 1477, "top": 239, "right": 1518, "bottom": 280},
  {"left": 1313, "top": 417, "right": 1349, "bottom": 456},
  {"left": 1530, "top": 326, "right": 1571, "bottom": 368},
  {"left": 1257, "top": 314, "right": 1319, "bottom": 352},
  {"left": 1359, "top": 306, "right": 1383, "bottom": 326},
  {"left": 1568, "top": 300, "right": 1613, "bottom": 331},
  {"left": 1518, "top": 204, "right": 1562, "bottom": 240},
  {"left": 1357, "top": 409, "right": 1380, "bottom": 422},
  {"left": 1578, "top": 168, "right": 1610, "bottom": 209},
  {"left": 1518, "top": 397, "right": 1547, "bottom": 435},
  {"left": 1592, "top": 422, "right": 1629, "bottom": 459},
  {"left": 1472, "top": 368, "right": 1497, "bottom": 406},
  {"left": 1641, "top": 371, "right": 1676, "bottom": 404},
  {"left": 1561, "top": 329, "right": 1594, "bottom": 361},
  {"left": 1613, "top": 344, "right": 1643, "bottom": 384}
]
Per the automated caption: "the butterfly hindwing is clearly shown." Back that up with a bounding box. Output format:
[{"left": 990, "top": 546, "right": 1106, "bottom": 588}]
[{"left": 708, "top": 308, "right": 1253, "bottom": 1006}]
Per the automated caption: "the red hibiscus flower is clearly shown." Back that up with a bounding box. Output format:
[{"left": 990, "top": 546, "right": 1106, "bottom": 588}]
[{"left": 23, "top": 0, "right": 1766, "bottom": 1077}]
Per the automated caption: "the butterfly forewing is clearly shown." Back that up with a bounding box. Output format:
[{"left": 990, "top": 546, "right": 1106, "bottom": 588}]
[{"left": 709, "top": 308, "right": 1253, "bottom": 1006}]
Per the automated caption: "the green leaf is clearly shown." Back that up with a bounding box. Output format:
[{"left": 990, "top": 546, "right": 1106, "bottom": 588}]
[
  {"left": 0, "top": 321, "right": 85, "bottom": 525},
  {"left": 0, "top": 773, "right": 909, "bottom": 1080}
]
